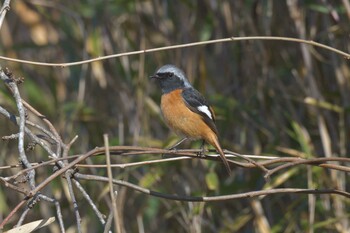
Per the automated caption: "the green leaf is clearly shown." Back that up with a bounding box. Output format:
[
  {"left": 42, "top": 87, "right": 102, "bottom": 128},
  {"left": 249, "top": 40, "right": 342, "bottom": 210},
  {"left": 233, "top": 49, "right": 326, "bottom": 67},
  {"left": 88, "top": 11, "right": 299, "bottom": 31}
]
[
  {"left": 291, "top": 121, "right": 313, "bottom": 158},
  {"left": 205, "top": 172, "right": 219, "bottom": 190}
]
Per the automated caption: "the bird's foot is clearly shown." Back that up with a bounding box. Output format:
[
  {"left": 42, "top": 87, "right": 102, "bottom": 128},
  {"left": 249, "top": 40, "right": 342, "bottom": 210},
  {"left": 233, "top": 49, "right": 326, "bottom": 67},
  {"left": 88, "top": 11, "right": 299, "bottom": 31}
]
[
  {"left": 162, "top": 147, "right": 178, "bottom": 158},
  {"left": 196, "top": 148, "right": 207, "bottom": 158},
  {"left": 196, "top": 140, "right": 207, "bottom": 158},
  {"left": 161, "top": 138, "right": 187, "bottom": 158}
]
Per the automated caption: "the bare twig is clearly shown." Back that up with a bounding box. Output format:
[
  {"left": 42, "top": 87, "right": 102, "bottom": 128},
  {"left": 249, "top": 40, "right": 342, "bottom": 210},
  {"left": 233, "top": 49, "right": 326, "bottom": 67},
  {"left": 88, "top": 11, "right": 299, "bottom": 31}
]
[
  {"left": 265, "top": 157, "right": 350, "bottom": 178},
  {"left": 0, "top": 36, "right": 348, "bottom": 67},
  {"left": 38, "top": 194, "right": 65, "bottom": 233},
  {"left": 223, "top": 150, "right": 270, "bottom": 176},
  {"left": 65, "top": 170, "right": 82, "bottom": 233},
  {"left": 0, "top": 67, "right": 36, "bottom": 189},
  {"left": 4, "top": 147, "right": 350, "bottom": 182},
  {"left": 104, "top": 134, "right": 121, "bottom": 233},
  {"left": 21, "top": 100, "right": 64, "bottom": 160},
  {"left": 75, "top": 173, "right": 350, "bottom": 201},
  {"left": 0, "top": 200, "right": 27, "bottom": 229},
  {"left": 0, "top": 0, "right": 10, "bottom": 30},
  {"left": 72, "top": 179, "right": 105, "bottom": 225},
  {"left": 16, "top": 207, "right": 30, "bottom": 227},
  {"left": 0, "top": 177, "right": 28, "bottom": 195},
  {"left": 103, "top": 209, "right": 114, "bottom": 233}
]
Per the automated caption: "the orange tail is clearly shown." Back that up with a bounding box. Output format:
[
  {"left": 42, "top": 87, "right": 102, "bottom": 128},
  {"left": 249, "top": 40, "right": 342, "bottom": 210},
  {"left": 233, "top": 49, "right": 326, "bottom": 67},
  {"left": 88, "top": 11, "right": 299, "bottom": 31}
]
[{"left": 206, "top": 134, "right": 232, "bottom": 175}]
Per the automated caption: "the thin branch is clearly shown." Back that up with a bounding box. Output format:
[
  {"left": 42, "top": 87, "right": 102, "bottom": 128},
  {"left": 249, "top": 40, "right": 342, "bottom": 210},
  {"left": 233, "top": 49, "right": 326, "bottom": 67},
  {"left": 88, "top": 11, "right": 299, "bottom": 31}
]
[
  {"left": 103, "top": 134, "right": 120, "bottom": 233},
  {"left": 77, "top": 156, "right": 193, "bottom": 168},
  {"left": 5, "top": 147, "right": 350, "bottom": 184},
  {"left": 65, "top": 170, "right": 82, "bottom": 233},
  {"left": 0, "top": 36, "right": 348, "bottom": 67},
  {"left": 75, "top": 173, "right": 350, "bottom": 201},
  {"left": 0, "top": 103, "right": 58, "bottom": 158},
  {"left": 16, "top": 207, "right": 30, "bottom": 227},
  {"left": 21, "top": 100, "right": 62, "bottom": 142},
  {"left": 72, "top": 179, "right": 105, "bottom": 225},
  {"left": 22, "top": 99, "right": 64, "bottom": 158},
  {"left": 38, "top": 194, "right": 65, "bottom": 233},
  {"left": 265, "top": 157, "right": 350, "bottom": 178},
  {"left": 0, "top": 0, "right": 10, "bottom": 30},
  {"left": 0, "top": 199, "right": 27, "bottom": 229},
  {"left": 25, "top": 120, "right": 59, "bottom": 145},
  {"left": 103, "top": 209, "right": 114, "bottom": 233},
  {"left": 0, "top": 177, "right": 29, "bottom": 195},
  {"left": 223, "top": 150, "right": 269, "bottom": 176},
  {"left": 0, "top": 67, "right": 36, "bottom": 189}
]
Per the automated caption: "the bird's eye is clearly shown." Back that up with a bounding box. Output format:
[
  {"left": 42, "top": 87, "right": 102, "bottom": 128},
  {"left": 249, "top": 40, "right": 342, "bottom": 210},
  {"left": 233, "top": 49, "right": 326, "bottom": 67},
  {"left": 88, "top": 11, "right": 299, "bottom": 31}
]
[{"left": 168, "top": 72, "right": 174, "bottom": 77}]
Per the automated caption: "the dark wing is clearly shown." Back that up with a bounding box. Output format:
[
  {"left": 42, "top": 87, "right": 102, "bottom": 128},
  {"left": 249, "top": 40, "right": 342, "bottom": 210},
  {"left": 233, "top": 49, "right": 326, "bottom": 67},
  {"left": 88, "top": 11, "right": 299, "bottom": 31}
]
[{"left": 181, "top": 88, "right": 218, "bottom": 135}]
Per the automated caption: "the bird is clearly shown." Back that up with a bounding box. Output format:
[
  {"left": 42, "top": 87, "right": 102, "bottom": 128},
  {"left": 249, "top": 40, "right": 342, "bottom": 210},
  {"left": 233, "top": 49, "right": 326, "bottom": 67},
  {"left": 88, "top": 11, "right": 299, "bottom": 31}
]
[{"left": 150, "top": 64, "right": 231, "bottom": 175}]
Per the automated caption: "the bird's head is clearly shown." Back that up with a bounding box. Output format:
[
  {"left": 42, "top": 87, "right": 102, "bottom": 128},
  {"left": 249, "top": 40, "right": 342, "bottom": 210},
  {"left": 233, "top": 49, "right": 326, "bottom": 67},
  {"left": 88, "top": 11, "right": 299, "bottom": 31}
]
[{"left": 150, "top": 64, "right": 192, "bottom": 94}]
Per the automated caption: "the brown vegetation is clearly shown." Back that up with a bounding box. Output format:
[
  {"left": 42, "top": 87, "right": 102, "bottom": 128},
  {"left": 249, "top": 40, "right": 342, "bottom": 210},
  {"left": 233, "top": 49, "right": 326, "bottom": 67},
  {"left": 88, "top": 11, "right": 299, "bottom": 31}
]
[{"left": 0, "top": 1, "right": 350, "bottom": 232}]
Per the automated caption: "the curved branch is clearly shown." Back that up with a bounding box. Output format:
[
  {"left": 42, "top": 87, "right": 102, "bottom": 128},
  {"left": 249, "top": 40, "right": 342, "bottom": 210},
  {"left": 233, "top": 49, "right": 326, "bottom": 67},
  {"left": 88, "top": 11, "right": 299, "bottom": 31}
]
[
  {"left": 75, "top": 173, "right": 350, "bottom": 201},
  {"left": 0, "top": 36, "right": 348, "bottom": 67}
]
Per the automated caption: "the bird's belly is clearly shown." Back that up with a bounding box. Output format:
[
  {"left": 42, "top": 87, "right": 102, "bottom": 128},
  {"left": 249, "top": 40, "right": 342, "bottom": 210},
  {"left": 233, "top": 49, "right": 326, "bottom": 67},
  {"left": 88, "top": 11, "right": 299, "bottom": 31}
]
[
  {"left": 165, "top": 114, "right": 201, "bottom": 139},
  {"left": 161, "top": 90, "right": 212, "bottom": 139}
]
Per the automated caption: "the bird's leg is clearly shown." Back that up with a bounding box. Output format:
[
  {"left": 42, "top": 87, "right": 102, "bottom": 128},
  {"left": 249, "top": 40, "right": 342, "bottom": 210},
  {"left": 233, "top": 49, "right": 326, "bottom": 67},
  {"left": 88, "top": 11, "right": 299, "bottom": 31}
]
[
  {"left": 162, "top": 137, "right": 188, "bottom": 158},
  {"left": 168, "top": 137, "right": 188, "bottom": 150},
  {"left": 197, "top": 140, "right": 206, "bottom": 157}
]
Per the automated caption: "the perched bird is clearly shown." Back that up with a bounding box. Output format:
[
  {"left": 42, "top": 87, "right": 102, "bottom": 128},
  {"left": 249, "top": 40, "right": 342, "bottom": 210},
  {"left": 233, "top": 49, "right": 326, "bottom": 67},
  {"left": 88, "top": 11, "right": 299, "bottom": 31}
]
[{"left": 150, "top": 64, "right": 231, "bottom": 175}]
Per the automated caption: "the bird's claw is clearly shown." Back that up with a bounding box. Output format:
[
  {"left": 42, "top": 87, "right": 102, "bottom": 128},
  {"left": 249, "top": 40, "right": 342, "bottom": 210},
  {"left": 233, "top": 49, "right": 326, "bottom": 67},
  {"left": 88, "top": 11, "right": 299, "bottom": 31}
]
[
  {"left": 196, "top": 149, "right": 206, "bottom": 158},
  {"left": 161, "top": 147, "right": 177, "bottom": 158}
]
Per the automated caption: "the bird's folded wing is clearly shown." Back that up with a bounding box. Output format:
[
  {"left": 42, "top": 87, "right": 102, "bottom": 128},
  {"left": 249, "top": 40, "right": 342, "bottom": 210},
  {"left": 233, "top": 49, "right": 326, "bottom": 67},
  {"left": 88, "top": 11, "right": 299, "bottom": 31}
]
[{"left": 181, "top": 88, "right": 218, "bottom": 135}]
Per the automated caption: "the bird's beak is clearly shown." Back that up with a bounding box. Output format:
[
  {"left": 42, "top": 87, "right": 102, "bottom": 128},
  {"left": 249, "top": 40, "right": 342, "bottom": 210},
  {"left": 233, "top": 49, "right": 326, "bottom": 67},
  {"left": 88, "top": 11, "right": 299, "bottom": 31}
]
[{"left": 150, "top": 74, "right": 159, "bottom": 79}]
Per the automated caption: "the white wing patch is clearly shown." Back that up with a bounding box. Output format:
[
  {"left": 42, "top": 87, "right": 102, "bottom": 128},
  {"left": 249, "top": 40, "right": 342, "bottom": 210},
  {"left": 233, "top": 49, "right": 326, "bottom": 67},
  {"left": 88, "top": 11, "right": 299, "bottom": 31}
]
[{"left": 197, "top": 105, "right": 213, "bottom": 119}]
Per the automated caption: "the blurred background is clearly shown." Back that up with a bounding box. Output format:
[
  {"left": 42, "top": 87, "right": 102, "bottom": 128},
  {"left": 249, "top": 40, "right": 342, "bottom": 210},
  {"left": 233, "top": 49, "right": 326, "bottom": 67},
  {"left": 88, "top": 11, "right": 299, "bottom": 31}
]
[{"left": 0, "top": 0, "right": 349, "bottom": 232}]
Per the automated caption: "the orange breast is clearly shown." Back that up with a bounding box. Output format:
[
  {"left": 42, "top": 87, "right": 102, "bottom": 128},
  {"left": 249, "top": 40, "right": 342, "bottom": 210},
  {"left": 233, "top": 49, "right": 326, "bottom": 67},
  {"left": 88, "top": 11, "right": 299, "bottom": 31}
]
[{"left": 161, "top": 89, "right": 217, "bottom": 141}]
